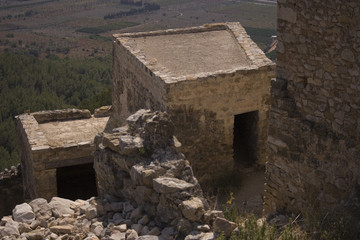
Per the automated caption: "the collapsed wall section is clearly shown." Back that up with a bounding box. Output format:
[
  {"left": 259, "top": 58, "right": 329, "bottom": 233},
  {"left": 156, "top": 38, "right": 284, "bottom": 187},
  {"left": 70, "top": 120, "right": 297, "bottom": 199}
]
[
  {"left": 264, "top": 0, "right": 360, "bottom": 215},
  {"left": 94, "top": 110, "right": 237, "bottom": 237}
]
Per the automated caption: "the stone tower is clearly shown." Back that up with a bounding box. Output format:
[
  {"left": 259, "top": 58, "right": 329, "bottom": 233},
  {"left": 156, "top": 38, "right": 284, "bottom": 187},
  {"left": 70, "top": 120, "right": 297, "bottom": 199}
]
[{"left": 264, "top": 0, "right": 360, "bottom": 215}]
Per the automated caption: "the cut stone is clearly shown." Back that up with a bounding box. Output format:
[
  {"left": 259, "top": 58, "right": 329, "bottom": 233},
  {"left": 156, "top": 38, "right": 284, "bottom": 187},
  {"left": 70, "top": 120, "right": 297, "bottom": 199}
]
[{"left": 153, "top": 177, "right": 194, "bottom": 193}]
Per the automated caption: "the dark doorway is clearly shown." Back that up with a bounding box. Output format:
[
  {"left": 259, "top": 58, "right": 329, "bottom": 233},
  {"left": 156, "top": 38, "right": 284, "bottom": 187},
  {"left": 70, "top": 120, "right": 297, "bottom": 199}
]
[
  {"left": 233, "top": 111, "right": 258, "bottom": 167},
  {"left": 56, "top": 163, "right": 97, "bottom": 200}
]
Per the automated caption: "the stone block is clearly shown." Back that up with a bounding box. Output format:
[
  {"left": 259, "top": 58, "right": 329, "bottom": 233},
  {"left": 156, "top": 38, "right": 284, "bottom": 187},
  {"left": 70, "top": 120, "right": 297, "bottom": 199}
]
[
  {"left": 12, "top": 203, "right": 35, "bottom": 224},
  {"left": 153, "top": 177, "right": 194, "bottom": 194}
]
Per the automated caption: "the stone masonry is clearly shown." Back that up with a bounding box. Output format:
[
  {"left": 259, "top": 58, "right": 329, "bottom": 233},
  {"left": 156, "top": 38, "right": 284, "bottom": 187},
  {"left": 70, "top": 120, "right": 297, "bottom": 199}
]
[
  {"left": 15, "top": 109, "right": 109, "bottom": 200},
  {"left": 108, "top": 22, "right": 275, "bottom": 183},
  {"left": 94, "top": 109, "right": 237, "bottom": 238},
  {"left": 264, "top": 0, "right": 360, "bottom": 216},
  {"left": 1, "top": 110, "right": 238, "bottom": 240}
]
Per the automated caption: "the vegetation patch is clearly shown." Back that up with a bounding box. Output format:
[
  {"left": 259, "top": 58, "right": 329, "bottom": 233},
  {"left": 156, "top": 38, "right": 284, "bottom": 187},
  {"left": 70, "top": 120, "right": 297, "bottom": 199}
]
[
  {"left": 210, "top": 1, "right": 276, "bottom": 29},
  {"left": 104, "top": 3, "right": 160, "bottom": 19},
  {"left": 76, "top": 21, "right": 139, "bottom": 34},
  {"left": 0, "top": 52, "right": 112, "bottom": 171},
  {"left": 0, "top": 0, "right": 56, "bottom": 10},
  {"left": 156, "top": 0, "right": 192, "bottom": 6}
]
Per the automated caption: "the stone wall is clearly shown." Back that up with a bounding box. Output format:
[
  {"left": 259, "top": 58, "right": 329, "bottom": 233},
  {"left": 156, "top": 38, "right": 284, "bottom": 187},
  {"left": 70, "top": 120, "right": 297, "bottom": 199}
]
[
  {"left": 264, "top": 0, "right": 360, "bottom": 215},
  {"left": 167, "top": 66, "right": 272, "bottom": 182},
  {"left": 106, "top": 37, "right": 167, "bottom": 130},
  {"left": 0, "top": 166, "right": 23, "bottom": 218},
  {"left": 94, "top": 110, "right": 237, "bottom": 237},
  {"left": 110, "top": 23, "right": 275, "bottom": 183}
]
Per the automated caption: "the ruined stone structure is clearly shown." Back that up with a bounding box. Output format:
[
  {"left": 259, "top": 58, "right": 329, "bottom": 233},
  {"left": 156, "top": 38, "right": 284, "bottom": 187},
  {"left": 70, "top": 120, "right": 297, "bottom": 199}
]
[
  {"left": 109, "top": 22, "right": 275, "bottom": 182},
  {"left": 1, "top": 110, "right": 238, "bottom": 239},
  {"left": 15, "top": 109, "right": 109, "bottom": 201},
  {"left": 264, "top": 0, "right": 360, "bottom": 215},
  {"left": 94, "top": 109, "right": 236, "bottom": 237}
]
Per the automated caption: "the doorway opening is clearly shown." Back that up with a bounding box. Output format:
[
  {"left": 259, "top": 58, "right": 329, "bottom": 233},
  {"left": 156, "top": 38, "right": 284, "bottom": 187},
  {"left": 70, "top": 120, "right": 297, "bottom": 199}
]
[
  {"left": 56, "top": 163, "right": 97, "bottom": 200},
  {"left": 233, "top": 111, "right": 258, "bottom": 167}
]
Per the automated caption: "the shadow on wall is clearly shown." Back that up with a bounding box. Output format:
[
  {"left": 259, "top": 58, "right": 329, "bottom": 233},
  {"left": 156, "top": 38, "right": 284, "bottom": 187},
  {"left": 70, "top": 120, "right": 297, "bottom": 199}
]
[{"left": 0, "top": 166, "right": 24, "bottom": 218}]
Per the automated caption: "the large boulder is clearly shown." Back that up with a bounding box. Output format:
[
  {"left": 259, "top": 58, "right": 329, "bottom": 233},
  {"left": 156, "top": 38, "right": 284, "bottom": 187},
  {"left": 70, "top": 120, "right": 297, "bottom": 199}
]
[
  {"left": 12, "top": 203, "right": 35, "bottom": 223},
  {"left": 49, "top": 197, "right": 75, "bottom": 218},
  {"left": 29, "top": 198, "right": 52, "bottom": 220}
]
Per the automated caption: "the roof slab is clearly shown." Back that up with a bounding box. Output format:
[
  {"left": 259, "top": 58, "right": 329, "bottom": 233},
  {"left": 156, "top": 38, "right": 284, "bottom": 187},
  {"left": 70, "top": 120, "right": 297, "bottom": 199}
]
[
  {"left": 38, "top": 117, "right": 109, "bottom": 148},
  {"left": 114, "top": 22, "right": 273, "bottom": 83}
]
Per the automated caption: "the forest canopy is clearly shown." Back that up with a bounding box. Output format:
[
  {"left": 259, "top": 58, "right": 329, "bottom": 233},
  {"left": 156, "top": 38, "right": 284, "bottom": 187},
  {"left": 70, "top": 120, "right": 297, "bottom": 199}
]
[{"left": 0, "top": 52, "right": 112, "bottom": 171}]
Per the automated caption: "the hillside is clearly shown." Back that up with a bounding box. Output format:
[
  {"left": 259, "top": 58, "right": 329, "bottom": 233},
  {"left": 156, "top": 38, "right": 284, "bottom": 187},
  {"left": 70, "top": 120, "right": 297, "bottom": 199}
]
[{"left": 0, "top": 0, "right": 276, "bottom": 58}]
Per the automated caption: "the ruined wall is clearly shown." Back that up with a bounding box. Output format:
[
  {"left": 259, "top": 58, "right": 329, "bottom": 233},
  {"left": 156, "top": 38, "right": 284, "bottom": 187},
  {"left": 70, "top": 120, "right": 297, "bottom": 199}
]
[
  {"left": 264, "top": 0, "right": 360, "bottom": 214},
  {"left": 94, "top": 110, "right": 238, "bottom": 237}
]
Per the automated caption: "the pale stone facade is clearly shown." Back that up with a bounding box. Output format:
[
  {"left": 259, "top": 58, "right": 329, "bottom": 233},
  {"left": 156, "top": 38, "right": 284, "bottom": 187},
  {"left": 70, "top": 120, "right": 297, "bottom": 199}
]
[
  {"left": 109, "top": 22, "right": 275, "bottom": 182},
  {"left": 264, "top": 0, "right": 360, "bottom": 215},
  {"left": 15, "top": 109, "right": 108, "bottom": 200}
]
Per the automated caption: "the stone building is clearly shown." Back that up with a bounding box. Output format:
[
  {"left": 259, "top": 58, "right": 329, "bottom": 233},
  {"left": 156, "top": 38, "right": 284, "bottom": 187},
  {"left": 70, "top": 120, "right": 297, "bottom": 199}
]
[
  {"left": 108, "top": 22, "right": 275, "bottom": 183},
  {"left": 15, "top": 109, "right": 109, "bottom": 200},
  {"left": 264, "top": 0, "right": 360, "bottom": 215}
]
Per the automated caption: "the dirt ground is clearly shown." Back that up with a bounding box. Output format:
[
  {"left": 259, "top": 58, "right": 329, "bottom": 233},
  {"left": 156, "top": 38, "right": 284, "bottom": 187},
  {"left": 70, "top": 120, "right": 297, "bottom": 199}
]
[{"left": 210, "top": 166, "right": 265, "bottom": 218}]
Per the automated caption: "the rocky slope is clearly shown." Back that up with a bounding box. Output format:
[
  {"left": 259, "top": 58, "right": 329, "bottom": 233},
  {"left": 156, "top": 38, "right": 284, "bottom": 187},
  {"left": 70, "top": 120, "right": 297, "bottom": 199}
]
[{"left": 0, "top": 194, "right": 235, "bottom": 240}]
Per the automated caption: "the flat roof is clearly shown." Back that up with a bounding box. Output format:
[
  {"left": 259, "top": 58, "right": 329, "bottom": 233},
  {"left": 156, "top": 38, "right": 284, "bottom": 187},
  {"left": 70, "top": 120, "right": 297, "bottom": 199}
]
[
  {"left": 127, "top": 30, "right": 250, "bottom": 76},
  {"left": 38, "top": 117, "right": 108, "bottom": 148},
  {"left": 115, "top": 22, "right": 273, "bottom": 82}
]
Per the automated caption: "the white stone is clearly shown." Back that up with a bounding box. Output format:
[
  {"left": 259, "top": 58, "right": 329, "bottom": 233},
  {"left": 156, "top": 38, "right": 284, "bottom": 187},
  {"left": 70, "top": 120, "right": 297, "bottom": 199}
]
[
  {"left": 117, "top": 224, "right": 127, "bottom": 232},
  {"left": 109, "top": 230, "right": 126, "bottom": 240},
  {"left": 185, "top": 232, "right": 216, "bottom": 240},
  {"left": 138, "top": 236, "right": 163, "bottom": 240},
  {"left": 153, "top": 177, "right": 194, "bottom": 193},
  {"left": 12, "top": 203, "right": 35, "bottom": 224},
  {"left": 180, "top": 197, "right": 205, "bottom": 222},
  {"left": 29, "top": 198, "right": 52, "bottom": 220},
  {"left": 49, "top": 197, "right": 75, "bottom": 218}
]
